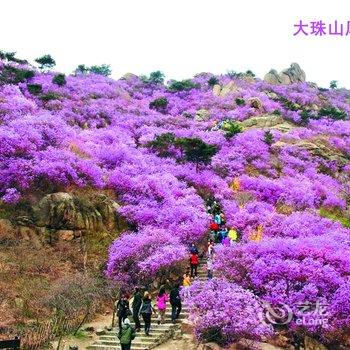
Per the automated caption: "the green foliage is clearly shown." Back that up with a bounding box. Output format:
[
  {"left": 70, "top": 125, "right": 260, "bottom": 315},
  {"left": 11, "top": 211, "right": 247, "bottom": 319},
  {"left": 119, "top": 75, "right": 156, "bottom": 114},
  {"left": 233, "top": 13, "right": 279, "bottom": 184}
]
[
  {"left": 235, "top": 98, "right": 245, "bottom": 106},
  {"left": 0, "top": 50, "right": 15, "bottom": 61},
  {"left": 74, "top": 64, "right": 111, "bottom": 76},
  {"left": 71, "top": 329, "right": 88, "bottom": 340},
  {"left": 148, "top": 71, "right": 165, "bottom": 84},
  {"left": 245, "top": 70, "right": 256, "bottom": 77},
  {"left": 75, "top": 64, "right": 89, "bottom": 74},
  {"left": 35, "top": 54, "right": 56, "bottom": 70},
  {"left": 52, "top": 73, "right": 67, "bottom": 86},
  {"left": 208, "top": 76, "right": 219, "bottom": 86},
  {"left": 227, "top": 70, "right": 243, "bottom": 79},
  {"left": 168, "top": 79, "right": 199, "bottom": 92},
  {"left": 146, "top": 132, "right": 176, "bottom": 157},
  {"left": 149, "top": 97, "right": 168, "bottom": 112},
  {"left": 222, "top": 120, "right": 243, "bottom": 139},
  {"left": 263, "top": 130, "right": 274, "bottom": 146},
  {"left": 147, "top": 133, "right": 218, "bottom": 170},
  {"left": 279, "top": 97, "right": 300, "bottom": 111},
  {"left": 300, "top": 110, "right": 310, "bottom": 125},
  {"left": 89, "top": 64, "right": 112, "bottom": 76},
  {"left": 227, "top": 70, "right": 255, "bottom": 79},
  {"left": 27, "top": 83, "right": 43, "bottom": 95},
  {"left": 320, "top": 208, "right": 350, "bottom": 228},
  {"left": 272, "top": 109, "right": 281, "bottom": 115},
  {"left": 318, "top": 106, "right": 347, "bottom": 120},
  {"left": 0, "top": 50, "right": 28, "bottom": 64},
  {"left": 175, "top": 137, "right": 218, "bottom": 170},
  {"left": 40, "top": 92, "right": 61, "bottom": 102},
  {"left": 0, "top": 65, "right": 35, "bottom": 85},
  {"left": 330, "top": 80, "right": 338, "bottom": 89},
  {"left": 141, "top": 71, "right": 165, "bottom": 84}
]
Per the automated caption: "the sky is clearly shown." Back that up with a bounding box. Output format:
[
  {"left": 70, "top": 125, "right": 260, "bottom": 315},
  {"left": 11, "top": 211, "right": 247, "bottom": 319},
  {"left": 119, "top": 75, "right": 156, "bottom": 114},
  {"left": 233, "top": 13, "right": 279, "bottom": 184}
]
[{"left": 1, "top": 0, "right": 350, "bottom": 88}]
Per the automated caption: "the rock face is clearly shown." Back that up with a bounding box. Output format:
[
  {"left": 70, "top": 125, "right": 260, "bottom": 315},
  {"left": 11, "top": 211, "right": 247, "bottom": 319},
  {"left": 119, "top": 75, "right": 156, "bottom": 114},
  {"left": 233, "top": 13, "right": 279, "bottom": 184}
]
[
  {"left": 248, "top": 97, "right": 263, "bottom": 110},
  {"left": 195, "top": 109, "right": 211, "bottom": 121},
  {"left": 264, "top": 63, "right": 306, "bottom": 85},
  {"left": 120, "top": 72, "right": 138, "bottom": 81},
  {"left": 264, "top": 69, "right": 282, "bottom": 84},
  {"left": 212, "top": 84, "right": 221, "bottom": 96},
  {"left": 241, "top": 114, "right": 284, "bottom": 129},
  {"left": 212, "top": 81, "right": 240, "bottom": 97},
  {"left": 220, "top": 81, "right": 240, "bottom": 96},
  {"left": 33, "top": 192, "right": 122, "bottom": 234},
  {"left": 1, "top": 192, "right": 123, "bottom": 242},
  {"left": 274, "top": 138, "right": 349, "bottom": 166}
]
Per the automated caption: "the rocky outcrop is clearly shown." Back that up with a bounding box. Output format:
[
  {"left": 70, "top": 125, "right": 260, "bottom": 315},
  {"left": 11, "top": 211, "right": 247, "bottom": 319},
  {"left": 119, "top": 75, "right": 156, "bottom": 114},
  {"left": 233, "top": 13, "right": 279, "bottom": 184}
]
[
  {"left": 212, "top": 81, "right": 240, "bottom": 97},
  {"left": 33, "top": 192, "right": 121, "bottom": 233},
  {"left": 220, "top": 81, "right": 240, "bottom": 96},
  {"left": 195, "top": 109, "right": 211, "bottom": 121},
  {"left": 248, "top": 97, "right": 263, "bottom": 110},
  {"left": 0, "top": 192, "right": 124, "bottom": 242},
  {"left": 264, "top": 63, "right": 306, "bottom": 85},
  {"left": 274, "top": 138, "right": 349, "bottom": 166},
  {"left": 241, "top": 114, "right": 284, "bottom": 129},
  {"left": 120, "top": 72, "right": 138, "bottom": 81},
  {"left": 264, "top": 69, "right": 282, "bottom": 85},
  {"left": 212, "top": 84, "right": 221, "bottom": 96}
]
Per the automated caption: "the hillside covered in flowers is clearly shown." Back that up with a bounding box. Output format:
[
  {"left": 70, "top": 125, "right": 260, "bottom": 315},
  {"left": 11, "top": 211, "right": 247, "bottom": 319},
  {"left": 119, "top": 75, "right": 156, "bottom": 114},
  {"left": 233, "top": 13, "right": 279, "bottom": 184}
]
[{"left": 0, "top": 53, "right": 350, "bottom": 348}]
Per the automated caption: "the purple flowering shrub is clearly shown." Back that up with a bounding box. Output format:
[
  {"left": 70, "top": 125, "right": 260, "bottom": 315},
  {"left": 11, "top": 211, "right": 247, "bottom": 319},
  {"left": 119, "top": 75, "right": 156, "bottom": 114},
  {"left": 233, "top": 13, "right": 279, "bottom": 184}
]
[
  {"left": 214, "top": 234, "right": 350, "bottom": 342},
  {"left": 106, "top": 227, "right": 188, "bottom": 289},
  {"left": 182, "top": 278, "right": 273, "bottom": 344},
  {"left": 1, "top": 56, "right": 350, "bottom": 345}
]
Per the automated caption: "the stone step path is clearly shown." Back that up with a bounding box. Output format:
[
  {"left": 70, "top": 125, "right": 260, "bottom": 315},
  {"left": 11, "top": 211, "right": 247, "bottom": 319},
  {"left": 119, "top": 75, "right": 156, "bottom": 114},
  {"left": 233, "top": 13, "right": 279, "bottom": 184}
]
[{"left": 87, "top": 261, "right": 208, "bottom": 350}]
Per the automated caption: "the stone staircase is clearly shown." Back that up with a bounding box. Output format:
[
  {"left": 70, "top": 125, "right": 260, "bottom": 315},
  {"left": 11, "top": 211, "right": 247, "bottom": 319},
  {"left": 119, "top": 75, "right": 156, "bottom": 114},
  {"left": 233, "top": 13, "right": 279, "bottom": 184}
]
[{"left": 87, "top": 261, "right": 207, "bottom": 350}]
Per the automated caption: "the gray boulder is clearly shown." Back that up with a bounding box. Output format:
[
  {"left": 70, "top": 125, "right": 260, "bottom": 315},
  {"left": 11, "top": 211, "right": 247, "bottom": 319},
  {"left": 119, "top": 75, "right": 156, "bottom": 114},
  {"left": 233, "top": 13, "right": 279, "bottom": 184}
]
[
  {"left": 264, "top": 63, "right": 306, "bottom": 85},
  {"left": 280, "top": 63, "right": 306, "bottom": 84},
  {"left": 264, "top": 69, "right": 282, "bottom": 84},
  {"left": 195, "top": 109, "right": 211, "bottom": 121}
]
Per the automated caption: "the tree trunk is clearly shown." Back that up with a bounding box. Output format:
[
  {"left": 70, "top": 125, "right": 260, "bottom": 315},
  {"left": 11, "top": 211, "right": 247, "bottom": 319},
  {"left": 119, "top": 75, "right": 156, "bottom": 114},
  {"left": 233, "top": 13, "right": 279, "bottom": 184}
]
[{"left": 73, "top": 308, "right": 90, "bottom": 335}]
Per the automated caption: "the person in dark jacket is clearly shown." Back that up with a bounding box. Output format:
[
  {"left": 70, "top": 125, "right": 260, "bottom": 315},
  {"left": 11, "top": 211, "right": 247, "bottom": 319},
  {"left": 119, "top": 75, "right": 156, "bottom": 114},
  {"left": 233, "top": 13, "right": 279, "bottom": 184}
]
[
  {"left": 169, "top": 284, "right": 182, "bottom": 323},
  {"left": 132, "top": 287, "right": 142, "bottom": 332},
  {"left": 138, "top": 291, "right": 156, "bottom": 335},
  {"left": 118, "top": 318, "right": 135, "bottom": 350},
  {"left": 189, "top": 243, "right": 199, "bottom": 255},
  {"left": 116, "top": 294, "right": 131, "bottom": 330}
]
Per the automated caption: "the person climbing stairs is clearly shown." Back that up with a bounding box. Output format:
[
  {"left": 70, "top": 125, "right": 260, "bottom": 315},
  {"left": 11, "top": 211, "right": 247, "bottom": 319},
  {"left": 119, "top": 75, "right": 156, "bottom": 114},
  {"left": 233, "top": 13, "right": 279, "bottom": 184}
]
[{"left": 87, "top": 261, "right": 208, "bottom": 349}]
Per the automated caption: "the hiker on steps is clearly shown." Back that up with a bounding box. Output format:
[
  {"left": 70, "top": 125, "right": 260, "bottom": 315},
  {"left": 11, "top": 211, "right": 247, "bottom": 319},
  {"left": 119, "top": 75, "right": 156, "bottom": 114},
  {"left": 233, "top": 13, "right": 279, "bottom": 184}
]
[
  {"left": 139, "top": 291, "right": 156, "bottom": 336},
  {"left": 132, "top": 287, "right": 142, "bottom": 332},
  {"left": 183, "top": 273, "right": 191, "bottom": 287},
  {"left": 116, "top": 294, "right": 131, "bottom": 330},
  {"left": 207, "top": 240, "right": 214, "bottom": 258},
  {"left": 189, "top": 251, "right": 199, "bottom": 278},
  {"left": 206, "top": 257, "right": 213, "bottom": 280},
  {"left": 118, "top": 318, "right": 136, "bottom": 350},
  {"left": 170, "top": 284, "right": 182, "bottom": 324},
  {"left": 156, "top": 286, "right": 169, "bottom": 324},
  {"left": 189, "top": 243, "right": 199, "bottom": 255}
]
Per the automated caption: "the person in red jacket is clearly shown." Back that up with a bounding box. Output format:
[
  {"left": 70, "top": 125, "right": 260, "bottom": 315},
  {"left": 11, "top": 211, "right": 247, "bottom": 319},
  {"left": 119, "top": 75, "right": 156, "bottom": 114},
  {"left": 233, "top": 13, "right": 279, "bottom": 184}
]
[
  {"left": 210, "top": 221, "right": 219, "bottom": 232},
  {"left": 189, "top": 253, "right": 199, "bottom": 278}
]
